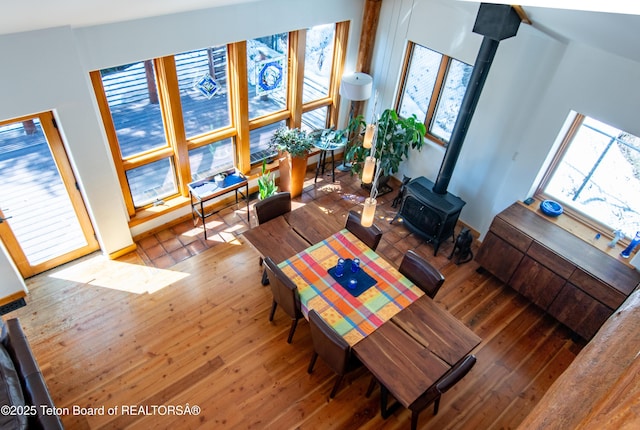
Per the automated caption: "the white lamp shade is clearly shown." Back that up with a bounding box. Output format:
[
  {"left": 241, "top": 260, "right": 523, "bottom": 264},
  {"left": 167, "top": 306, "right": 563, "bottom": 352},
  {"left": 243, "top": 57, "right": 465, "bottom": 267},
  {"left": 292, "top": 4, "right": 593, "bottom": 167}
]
[
  {"left": 339, "top": 73, "right": 373, "bottom": 101},
  {"left": 362, "top": 156, "right": 376, "bottom": 184},
  {"left": 361, "top": 197, "right": 377, "bottom": 227}
]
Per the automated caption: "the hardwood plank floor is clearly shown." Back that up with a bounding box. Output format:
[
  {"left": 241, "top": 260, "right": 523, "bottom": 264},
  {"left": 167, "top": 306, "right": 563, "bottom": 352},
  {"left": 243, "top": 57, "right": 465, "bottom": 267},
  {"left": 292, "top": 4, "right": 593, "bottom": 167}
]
[{"left": 6, "top": 170, "right": 585, "bottom": 429}]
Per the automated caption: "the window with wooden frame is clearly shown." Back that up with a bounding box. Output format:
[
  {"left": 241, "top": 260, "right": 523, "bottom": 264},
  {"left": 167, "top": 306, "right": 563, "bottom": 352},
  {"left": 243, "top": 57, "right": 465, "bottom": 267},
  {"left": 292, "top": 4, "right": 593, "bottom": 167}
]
[
  {"left": 91, "top": 22, "right": 348, "bottom": 219},
  {"left": 395, "top": 42, "right": 473, "bottom": 146},
  {"left": 536, "top": 112, "right": 640, "bottom": 241}
]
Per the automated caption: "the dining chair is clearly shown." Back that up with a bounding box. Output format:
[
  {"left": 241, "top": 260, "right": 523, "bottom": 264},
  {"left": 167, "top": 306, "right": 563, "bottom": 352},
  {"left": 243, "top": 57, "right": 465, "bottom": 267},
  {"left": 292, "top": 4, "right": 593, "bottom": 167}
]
[
  {"left": 367, "top": 354, "right": 477, "bottom": 430},
  {"left": 398, "top": 250, "right": 445, "bottom": 298},
  {"left": 345, "top": 210, "right": 383, "bottom": 251},
  {"left": 263, "top": 256, "right": 303, "bottom": 343},
  {"left": 307, "top": 309, "right": 361, "bottom": 398},
  {"left": 255, "top": 192, "right": 292, "bottom": 285},
  {"left": 255, "top": 192, "right": 291, "bottom": 225}
]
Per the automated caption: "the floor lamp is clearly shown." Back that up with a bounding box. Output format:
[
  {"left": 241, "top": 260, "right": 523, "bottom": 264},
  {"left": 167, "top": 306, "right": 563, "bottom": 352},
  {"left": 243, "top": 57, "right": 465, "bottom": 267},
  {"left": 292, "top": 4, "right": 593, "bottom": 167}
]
[{"left": 337, "top": 72, "right": 373, "bottom": 171}]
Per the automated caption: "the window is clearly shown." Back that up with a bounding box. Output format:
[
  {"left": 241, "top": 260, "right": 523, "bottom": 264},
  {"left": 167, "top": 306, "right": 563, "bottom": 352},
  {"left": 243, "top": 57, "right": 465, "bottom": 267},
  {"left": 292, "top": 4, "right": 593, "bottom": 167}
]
[
  {"left": 247, "top": 33, "right": 289, "bottom": 120},
  {"left": 396, "top": 43, "right": 472, "bottom": 145},
  {"left": 92, "top": 22, "right": 347, "bottom": 218},
  {"left": 303, "top": 24, "right": 335, "bottom": 104},
  {"left": 538, "top": 113, "right": 640, "bottom": 239}
]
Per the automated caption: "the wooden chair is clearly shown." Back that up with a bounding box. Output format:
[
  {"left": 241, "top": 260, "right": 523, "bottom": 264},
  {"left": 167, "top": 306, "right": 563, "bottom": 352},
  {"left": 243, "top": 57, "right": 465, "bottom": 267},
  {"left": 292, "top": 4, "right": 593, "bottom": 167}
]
[
  {"left": 345, "top": 210, "right": 383, "bottom": 251},
  {"left": 263, "top": 256, "right": 303, "bottom": 343},
  {"left": 255, "top": 192, "right": 291, "bottom": 225},
  {"left": 367, "top": 354, "right": 477, "bottom": 430},
  {"left": 307, "top": 309, "right": 361, "bottom": 398},
  {"left": 398, "top": 250, "right": 445, "bottom": 298}
]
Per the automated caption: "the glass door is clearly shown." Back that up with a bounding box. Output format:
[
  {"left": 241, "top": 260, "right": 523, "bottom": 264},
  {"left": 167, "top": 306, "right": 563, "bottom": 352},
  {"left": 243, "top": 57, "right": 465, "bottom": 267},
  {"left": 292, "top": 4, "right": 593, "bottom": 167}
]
[{"left": 0, "top": 112, "right": 99, "bottom": 278}]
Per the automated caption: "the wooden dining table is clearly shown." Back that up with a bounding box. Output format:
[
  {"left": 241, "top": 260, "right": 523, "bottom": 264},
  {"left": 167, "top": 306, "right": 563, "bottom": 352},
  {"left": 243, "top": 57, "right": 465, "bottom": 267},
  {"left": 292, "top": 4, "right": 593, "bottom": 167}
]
[
  {"left": 242, "top": 202, "right": 343, "bottom": 264},
  {"left": 352, "top": 295, "right": 481, "bottom": 415},
  {"left": 278, "top": 228, "right": 425, "bottom": 345},
  {"left": 242, "top": 202, "right": 481, "bottom": 424}
]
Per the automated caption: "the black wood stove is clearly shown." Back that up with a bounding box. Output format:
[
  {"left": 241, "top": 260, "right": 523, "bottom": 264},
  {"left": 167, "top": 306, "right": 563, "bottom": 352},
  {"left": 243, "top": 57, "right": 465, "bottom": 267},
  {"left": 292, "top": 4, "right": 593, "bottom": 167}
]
[{"left": 391, "top": 176, "right": 465, "bottom": 255}]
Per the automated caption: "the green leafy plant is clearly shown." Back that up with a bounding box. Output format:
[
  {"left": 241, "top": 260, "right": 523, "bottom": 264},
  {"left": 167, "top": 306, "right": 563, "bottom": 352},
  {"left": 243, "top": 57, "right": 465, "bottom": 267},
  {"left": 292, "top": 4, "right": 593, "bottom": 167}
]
[
  {"left": 269, "top": 127, "right": 314, "bottom": 158},
  {"left": 258, "top": 159, "right": 277, "bottom": 200},
  {"left": 308, "top": 127, "right": 348, "bottom": 147},
  {"left": 347, "top": 108, "right": 426, "bottom": 177}
]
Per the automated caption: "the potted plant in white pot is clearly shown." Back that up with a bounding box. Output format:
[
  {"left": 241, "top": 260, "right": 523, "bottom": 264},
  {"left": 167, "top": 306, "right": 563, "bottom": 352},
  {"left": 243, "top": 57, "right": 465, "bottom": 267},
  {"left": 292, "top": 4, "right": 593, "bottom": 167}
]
[{"left": 269, "top": 127, "right": 313, "bottom": 198}]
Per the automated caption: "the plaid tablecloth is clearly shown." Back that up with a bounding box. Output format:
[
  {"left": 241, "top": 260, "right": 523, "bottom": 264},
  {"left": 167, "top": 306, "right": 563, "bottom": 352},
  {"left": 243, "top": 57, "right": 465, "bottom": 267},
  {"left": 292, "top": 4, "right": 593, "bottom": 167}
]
[{"left": 279, "top": 229, "right": 424, "bottom": 345}]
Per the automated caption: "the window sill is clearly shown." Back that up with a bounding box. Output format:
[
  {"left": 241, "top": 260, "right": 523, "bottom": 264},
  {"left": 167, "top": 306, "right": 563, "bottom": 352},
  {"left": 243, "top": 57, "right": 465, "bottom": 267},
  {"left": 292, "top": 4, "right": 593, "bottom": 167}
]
[
  {"left": 128, "top": 196, "right": 191, "bottom": 228},
  {"left": 524, "top": 197, "right": 638, "bottom": 266}
]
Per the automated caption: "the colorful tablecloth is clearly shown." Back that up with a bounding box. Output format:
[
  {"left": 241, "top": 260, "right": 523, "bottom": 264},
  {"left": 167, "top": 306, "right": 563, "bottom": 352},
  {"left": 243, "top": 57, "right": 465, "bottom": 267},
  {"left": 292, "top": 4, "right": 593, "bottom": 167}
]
[{"left": 279, "top": 229, "right": 424, "bottom": 345}]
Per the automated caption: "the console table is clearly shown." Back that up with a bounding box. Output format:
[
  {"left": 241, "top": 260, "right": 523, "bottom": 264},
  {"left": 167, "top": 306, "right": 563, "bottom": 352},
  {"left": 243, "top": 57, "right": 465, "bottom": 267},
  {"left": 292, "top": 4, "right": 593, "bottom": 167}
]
[
  {"left": 475, "top": 202, "right": 640, "bottom": 340},
  {"left": 188, "top": 171, "right": 249, "bottom": 239}
]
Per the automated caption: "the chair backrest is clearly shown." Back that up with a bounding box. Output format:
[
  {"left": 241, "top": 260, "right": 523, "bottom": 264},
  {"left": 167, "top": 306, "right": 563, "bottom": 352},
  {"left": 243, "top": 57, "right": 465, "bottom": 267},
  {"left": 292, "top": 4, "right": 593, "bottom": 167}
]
[
  {"left": 399, "top": 250, "right": 445, "bottom": 298},
  {"left": 308, "top": 309, "right": 350, "bottom": 375},
  {"left": 263, "top": 257, "right": 301, "bottom": 319},
  {"left": 436, "top": 354, "right": 476, "bottom": 395},
  {"left": 345, "top": 210, "right": 383, "bottom": 251},
  {"left": 255, "top": 192, "right": 292, "bottom": 225}
]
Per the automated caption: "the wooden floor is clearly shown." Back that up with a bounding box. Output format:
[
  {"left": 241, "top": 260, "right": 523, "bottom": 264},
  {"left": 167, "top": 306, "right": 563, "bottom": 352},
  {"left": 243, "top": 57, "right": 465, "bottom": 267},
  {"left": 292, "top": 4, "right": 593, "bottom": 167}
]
[{"left": 8, "top": 170, "right": 585, "bottom": 429}]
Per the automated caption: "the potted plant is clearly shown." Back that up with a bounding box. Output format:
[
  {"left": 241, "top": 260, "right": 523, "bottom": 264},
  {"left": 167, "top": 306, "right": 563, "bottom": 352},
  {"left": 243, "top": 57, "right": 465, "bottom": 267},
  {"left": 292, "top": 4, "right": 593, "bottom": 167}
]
[
  {"left": 347, "top": 108, "right": 426, "bottom": 193},
  {"left": 269, "top": 127, "right": 313, "bottom": 198},
  {"left": 257, "top": 159, "right": 277, "bottom": 200}
]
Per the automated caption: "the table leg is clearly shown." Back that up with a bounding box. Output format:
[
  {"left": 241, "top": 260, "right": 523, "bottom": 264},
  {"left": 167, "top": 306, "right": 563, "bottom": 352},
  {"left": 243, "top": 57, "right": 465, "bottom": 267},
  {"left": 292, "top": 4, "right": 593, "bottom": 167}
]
[
  {"left": 380, "top": 385, "right": 401, "bottom": 419},
  {"left": 331, "top": 149, "right": 335, "bottom": 182},
  {"left": 200, "top": 200, "right": 207, "bottom": 240},
  {"left": 245, "top": 183, "right": 250, "bottom": 224}
]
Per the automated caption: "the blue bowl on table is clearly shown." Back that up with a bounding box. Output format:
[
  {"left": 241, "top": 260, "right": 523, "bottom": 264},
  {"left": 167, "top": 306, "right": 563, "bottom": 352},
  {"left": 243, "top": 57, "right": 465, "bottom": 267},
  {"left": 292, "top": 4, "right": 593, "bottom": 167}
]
[{"left": 540, "top": 200, "right": 563, "bottom": 217}]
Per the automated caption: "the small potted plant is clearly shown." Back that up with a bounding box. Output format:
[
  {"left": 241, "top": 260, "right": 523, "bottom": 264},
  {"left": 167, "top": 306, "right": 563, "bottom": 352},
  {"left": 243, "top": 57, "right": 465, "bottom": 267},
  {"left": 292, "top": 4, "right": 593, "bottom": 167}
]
[
  {"left": 269, "top": 127, "right": 313, "bottom": 198},
  {"left": 257, "top": 159, "right": 277, "bottom": 200}
]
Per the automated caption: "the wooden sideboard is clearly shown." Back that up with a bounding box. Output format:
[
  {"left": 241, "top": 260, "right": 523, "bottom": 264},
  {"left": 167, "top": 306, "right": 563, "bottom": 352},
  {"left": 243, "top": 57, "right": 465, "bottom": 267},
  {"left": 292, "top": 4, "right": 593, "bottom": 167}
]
[{"left": 475, "top": 202, "right": 640, "bottom": 340}]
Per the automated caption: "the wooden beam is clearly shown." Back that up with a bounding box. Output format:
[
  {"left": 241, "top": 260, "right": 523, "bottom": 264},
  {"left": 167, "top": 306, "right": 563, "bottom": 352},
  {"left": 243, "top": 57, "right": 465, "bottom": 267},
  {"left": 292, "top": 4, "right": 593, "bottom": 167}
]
[{"left": 512, "top": 5, "right": 532, "bottom": 25}]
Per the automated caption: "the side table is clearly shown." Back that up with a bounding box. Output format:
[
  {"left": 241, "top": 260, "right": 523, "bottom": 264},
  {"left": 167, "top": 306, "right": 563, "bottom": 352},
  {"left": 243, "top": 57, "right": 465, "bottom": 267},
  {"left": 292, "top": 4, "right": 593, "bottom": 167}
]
[
  {"left": 188, "top": 171, "right": 249, "bottom": 239},
  {"left": 313, "top": 139, "right": 347, "bottom": 183}
]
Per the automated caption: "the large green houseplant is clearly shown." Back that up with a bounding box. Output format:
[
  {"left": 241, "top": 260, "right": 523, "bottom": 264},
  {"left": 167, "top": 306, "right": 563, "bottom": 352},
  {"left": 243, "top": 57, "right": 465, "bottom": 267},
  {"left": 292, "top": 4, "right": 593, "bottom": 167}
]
[
  {"left": 269, "top": 127, "right": 314, "bottom": 198},
  {"left": 347, "top": 108, "right": 426, "bottom": 190}
]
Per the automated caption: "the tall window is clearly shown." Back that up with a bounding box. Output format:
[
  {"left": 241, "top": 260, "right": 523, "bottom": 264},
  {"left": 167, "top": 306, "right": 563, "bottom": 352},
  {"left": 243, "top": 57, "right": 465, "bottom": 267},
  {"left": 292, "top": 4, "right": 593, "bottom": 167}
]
[
  {"left": 538, "top": 113, "right": 640, "bottom": 239},
  {"left": 92, "top": 22, "right": 346, "bottom": 218},
  {"left": 396, "top": 43, "right": 473, "bottom": 145},
  {"left": 247, "top": 32, "right": 290, "bottom": 162}
]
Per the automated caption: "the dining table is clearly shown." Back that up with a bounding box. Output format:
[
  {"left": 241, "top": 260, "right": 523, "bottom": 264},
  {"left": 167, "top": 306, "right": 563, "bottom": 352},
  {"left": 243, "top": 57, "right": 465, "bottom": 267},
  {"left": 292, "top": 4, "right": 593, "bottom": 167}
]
[
  {"left": 242, "top": 202, "right": 481, "bottom": 425},
  {"left": 352, "top": 295, "right": 481, "bottom": 417},
  {"left": 278, "top": 228, "right": 426, "bottom": 345},
  {"left": 242, "top": 202, "right": 343, "bottom": 264}
]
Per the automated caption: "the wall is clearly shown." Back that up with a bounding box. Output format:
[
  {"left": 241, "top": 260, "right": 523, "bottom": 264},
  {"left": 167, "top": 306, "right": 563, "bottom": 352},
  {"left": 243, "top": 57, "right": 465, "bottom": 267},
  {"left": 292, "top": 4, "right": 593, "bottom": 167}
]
[
  {"left": 0, "top": 0, "right": 364, "bottom": 293},
  {"left": 369, "top": 0, "right": 640, "bottom": 239}
]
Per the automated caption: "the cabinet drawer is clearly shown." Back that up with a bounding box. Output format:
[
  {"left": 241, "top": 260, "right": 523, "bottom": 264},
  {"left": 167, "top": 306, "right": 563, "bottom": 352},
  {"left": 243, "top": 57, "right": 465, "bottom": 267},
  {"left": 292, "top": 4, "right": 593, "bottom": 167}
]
[
  {"left": 491, "top": 217, "right": 532, "bottom": 253},
  {"left": 475, "top": 231, "right": 524, "bottom": 284},
  {"left": 509, "top": 256, "right": 565, "bottom": 309},
  {"left": 568, "top": 269, "right": 626, "bottom": 309},
  {"left": 547, "top": 282, "right": 613, "bottom": 340},
  {"left": 527, "top": 242, "right": 575, "bottom": 279}
]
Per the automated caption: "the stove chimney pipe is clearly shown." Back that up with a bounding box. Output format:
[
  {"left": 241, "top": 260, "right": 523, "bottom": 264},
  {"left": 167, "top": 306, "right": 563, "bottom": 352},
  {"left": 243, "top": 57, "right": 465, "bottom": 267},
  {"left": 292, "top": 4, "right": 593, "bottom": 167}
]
[{"left": 433, "top": 3, "right": 521, "bottom": 195}]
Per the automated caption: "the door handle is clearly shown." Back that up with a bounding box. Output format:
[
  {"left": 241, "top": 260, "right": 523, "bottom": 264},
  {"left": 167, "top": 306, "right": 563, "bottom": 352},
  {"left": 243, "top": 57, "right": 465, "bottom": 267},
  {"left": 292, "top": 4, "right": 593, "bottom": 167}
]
[{"left": 0, "top": 216, "right": 13, "bottom": 223}]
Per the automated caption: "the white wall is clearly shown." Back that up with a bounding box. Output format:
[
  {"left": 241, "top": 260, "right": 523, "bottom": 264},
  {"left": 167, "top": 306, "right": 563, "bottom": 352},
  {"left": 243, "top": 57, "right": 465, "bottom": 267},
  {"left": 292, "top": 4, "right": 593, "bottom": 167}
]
[
  {"left": 0, "top": 0, "right": 364, "bottom": 292},
  {"left": 372, "top": 0, "right": 640, "bottom": 238}
]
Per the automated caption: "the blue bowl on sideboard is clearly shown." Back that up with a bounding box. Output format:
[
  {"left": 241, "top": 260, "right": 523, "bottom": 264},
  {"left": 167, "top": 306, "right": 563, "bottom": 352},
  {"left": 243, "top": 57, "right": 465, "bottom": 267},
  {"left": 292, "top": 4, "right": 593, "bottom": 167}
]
[{"left": 540, "top": 200, "right": 563, "bottom": 217}]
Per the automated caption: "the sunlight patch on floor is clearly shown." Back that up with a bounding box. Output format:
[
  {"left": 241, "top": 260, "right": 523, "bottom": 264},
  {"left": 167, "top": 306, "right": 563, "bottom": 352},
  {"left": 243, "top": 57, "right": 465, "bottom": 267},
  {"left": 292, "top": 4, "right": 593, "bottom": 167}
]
[{"left": 49, "top": 254, "right": 190, "bottom": 294}]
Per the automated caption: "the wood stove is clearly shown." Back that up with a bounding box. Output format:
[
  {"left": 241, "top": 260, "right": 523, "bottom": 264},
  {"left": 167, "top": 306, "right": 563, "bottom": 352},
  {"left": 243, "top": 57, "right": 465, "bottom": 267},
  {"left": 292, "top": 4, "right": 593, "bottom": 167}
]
[{"left": 392, "top": 176, "right": 465, "bottom": 255}]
